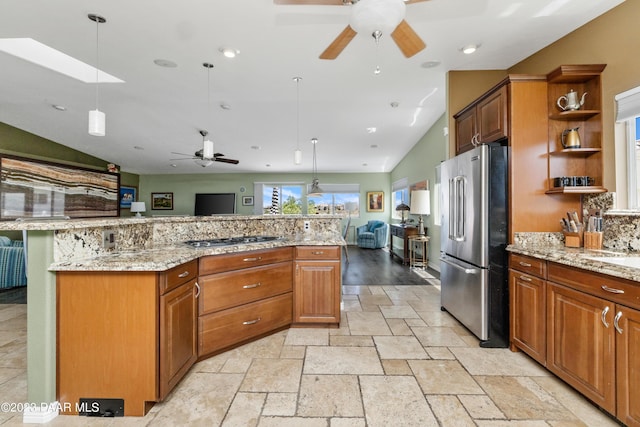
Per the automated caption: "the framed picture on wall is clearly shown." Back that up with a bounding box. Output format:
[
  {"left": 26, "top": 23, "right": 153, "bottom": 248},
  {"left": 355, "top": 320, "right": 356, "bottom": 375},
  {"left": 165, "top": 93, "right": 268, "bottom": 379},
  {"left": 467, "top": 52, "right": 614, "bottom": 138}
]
[
  {"left": 119, "top": 186, "right": 137, "bottom": 209},
  {"left": 151, "top": 192, "right": 173, "bottom": 210},
  {"left": 242, "top": 196, "right": 254, "bottom": 206},
  {"left": 366, "top": 191, "right": 384, "bottom": 212}
]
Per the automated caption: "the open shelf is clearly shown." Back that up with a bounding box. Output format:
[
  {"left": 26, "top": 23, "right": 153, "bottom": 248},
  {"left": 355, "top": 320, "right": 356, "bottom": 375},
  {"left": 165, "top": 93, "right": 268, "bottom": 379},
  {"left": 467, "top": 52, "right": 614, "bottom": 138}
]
[
  {"left": 549, "top": 147, "right": 602, "bottom": 156},
  {"left": 549, "top": 110, "right": 600, "bottom": 121},
  {"left": 547, "top": 64, "right": 607, "bottom": 84},
  {"left": 546, "top": 186, "right": 608, "bottom": 194}
]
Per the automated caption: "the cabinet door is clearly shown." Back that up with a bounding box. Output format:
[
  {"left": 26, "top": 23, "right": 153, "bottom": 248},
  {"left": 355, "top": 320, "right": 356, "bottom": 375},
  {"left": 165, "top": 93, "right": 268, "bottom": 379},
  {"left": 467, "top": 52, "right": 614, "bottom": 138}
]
[
  {"left": 159, "top": 278, "right": 198, "bottom": 400},
  {"left": 509, "top": 269, "right": 546, "bottom": 364},
  {"left": 455, "top": 107, "right": 477, "bottom": 155},
  {"left": 477, "top": 85, "right": 508, "bottom": 143},
  {"left": 616, "top": 305, "right": 640, "bottom": 427},
  {"left": 294, "top": 261, "right": 340, "bottom": 324},
  {"left": 547, "top": 282, "right": 616, "bottom": 413}
]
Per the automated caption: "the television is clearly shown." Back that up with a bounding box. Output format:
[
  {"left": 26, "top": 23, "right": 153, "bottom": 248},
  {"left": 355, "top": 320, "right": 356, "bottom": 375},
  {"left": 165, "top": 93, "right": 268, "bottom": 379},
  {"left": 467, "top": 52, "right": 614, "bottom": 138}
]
[{"left": 194, "top": 193, "right": 236, "bottom": 215}]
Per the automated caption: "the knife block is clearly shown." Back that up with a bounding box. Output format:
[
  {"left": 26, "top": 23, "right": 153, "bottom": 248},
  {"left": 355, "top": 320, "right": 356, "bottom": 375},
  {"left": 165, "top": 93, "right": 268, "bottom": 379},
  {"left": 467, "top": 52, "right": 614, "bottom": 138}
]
[
  {"left": 563, "top": 229, "right": 583, "bottom": 248},
  {"left": 584, "top": 231, "right": 603, "bottom": 250}
]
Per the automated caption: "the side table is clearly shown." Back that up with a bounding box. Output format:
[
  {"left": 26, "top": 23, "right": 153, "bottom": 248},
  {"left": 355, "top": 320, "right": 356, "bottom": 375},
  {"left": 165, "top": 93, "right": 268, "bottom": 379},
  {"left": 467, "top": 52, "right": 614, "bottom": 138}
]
[{"left": 408, "top": 235, "right": 429, "bottom": 269}]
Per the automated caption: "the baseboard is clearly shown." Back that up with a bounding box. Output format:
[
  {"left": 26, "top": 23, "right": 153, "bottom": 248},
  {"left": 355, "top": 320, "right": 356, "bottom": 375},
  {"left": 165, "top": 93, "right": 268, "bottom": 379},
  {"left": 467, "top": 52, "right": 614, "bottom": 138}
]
[{"left": 23, "top": 402, "right": 59, "bottom": 423}]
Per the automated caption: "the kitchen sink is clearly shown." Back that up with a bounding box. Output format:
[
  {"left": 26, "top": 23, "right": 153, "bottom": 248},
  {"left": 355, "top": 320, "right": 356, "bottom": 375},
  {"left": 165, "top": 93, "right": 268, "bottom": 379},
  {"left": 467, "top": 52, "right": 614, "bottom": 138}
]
[{"left": 585, "top": 256, "right": 640, "bottom": 269}]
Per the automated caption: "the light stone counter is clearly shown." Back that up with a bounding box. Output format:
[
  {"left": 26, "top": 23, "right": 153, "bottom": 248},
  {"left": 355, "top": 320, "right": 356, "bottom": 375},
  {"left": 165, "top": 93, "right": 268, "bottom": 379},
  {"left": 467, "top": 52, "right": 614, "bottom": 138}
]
[{"left": 508, "top": 232, "right": 640, "bottom": 283}]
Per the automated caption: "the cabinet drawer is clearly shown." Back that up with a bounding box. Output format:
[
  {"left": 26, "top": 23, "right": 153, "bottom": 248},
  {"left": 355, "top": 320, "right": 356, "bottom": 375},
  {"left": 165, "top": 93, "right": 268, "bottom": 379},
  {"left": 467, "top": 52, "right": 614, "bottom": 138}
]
[
  {"left": 159, "top": 260, "right": 199, "bottom": 294},
  {"left": 199, "top": 247, "right": 293, "bottom": 275},
  {"left": 198, "top": 292, "right": 292, "bottom": 357},
  {"left": 548, "top": 262, "right": 640, "bottom": 311},
  {"left": 199, "top": 262, "right": 293, "bottom": 314},
  {"left": 509, "top": 254, "right": 546, "bottom": 279},
  {"left": 295, "top": 246, "right": 340, "bottom": 260}
]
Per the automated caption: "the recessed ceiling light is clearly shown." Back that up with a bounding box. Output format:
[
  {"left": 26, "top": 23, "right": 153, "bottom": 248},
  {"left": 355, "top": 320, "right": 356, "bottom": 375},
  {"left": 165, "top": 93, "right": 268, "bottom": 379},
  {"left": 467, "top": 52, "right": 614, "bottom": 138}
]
[
  {"left": 153, "top": 59, "right": 177, "bottom": 68},
  {"left": 220, "top": 103, "right": 231, "bottom": 110},
  {"left": 266, "top": 164, "right": 271, "bottom": 167},
  {"left": 133, "top": 146, "right": 144, "bottom": 150},
  {"left": 367, "top": 127, "right": 377, "bottom": 134},
  {"left": 219, "top": 47, "right": 239, "bottom": 58},
  {"left": 370, "top": 144, "right": 378, "bottom": 149},
  {"left": 390, "top": 102, "right": 399, "bottom": 108},
  {"left": 421, "top": 60, "right": 441, "bottom": 69},
  {"left": 251, "top": 145, "right": 261, "bottom": 150},
  {"left": 0, "top": 38, "right": 124, "bottom": 83},
  {"left": 170, "top": 164, "right": 177, "bottom": 168},
  {"left": 51, "top": 104, "right": 66, "bottom": 111},
  {"left": 362, "top": 163, "right": 368, "bottom": 167},
  {"left": 461, "top": 44, "right": 480, "bottom": 54}
]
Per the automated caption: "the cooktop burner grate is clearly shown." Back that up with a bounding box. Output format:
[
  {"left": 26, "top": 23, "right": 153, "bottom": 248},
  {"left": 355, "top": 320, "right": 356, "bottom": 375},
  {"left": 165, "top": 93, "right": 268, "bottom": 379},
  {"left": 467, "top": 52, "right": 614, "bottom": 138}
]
[{"left": 184, "top": 235, "right": 281, "bottom": 247}]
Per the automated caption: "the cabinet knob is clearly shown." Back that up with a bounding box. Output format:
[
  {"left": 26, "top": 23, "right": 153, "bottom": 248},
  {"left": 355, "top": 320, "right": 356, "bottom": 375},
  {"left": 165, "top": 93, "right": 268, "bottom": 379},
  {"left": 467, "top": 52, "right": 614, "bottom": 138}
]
[{"left": 312, "top": 251, "right": 324, "bottom": 255}]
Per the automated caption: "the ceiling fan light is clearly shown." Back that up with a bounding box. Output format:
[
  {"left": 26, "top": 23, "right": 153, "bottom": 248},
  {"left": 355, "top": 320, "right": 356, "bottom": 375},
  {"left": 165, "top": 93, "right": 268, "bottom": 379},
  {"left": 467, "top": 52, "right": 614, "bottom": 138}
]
[
  {"left": 194, "top": 159, "right": 214, "bottom": 168},
  {"left": 350, "top": 0, "right": 406, "bottom": 36},
  {"left": 88, "top": 109, "right": 105, "bottom": 136},
  {"left": 203, "top": 139, "right": 214, "bottom": 159}
]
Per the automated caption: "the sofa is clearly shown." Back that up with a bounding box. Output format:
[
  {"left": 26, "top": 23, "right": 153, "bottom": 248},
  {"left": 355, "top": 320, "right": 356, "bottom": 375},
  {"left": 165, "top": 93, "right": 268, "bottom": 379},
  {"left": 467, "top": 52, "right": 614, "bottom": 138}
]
[
  {"left": 0, "top": 236, "right": 27, "bottom": 289},
  {"left": 356, "top": 220, "right": 388, "bottom": 249}
]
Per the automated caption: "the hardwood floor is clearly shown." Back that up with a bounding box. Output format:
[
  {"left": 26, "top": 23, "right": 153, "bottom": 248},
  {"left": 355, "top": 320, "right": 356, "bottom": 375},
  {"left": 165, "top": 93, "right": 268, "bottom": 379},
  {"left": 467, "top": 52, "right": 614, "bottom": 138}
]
[{"left": 342, "top": 245, "right": 439, "bottom": 286}]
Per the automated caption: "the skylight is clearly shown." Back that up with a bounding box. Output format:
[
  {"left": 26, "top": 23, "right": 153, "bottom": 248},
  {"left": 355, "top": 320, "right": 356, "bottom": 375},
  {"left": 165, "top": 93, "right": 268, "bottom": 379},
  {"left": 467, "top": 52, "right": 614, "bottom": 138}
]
[{"left": 0, "top": 38, "right": 124, "bottom": 83}]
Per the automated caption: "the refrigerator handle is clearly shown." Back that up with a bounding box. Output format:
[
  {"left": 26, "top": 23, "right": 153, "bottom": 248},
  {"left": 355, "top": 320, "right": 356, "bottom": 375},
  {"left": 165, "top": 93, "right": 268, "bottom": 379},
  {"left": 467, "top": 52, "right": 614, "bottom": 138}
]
[
  {"left": 454, "top": 176, "right": 465, "bottom": 241},
  {"left": 439, "top": 256, "right": 478, "bottom": 274},
  {"left": 448, "top": 178, "right": 456, "bottom": 240}
]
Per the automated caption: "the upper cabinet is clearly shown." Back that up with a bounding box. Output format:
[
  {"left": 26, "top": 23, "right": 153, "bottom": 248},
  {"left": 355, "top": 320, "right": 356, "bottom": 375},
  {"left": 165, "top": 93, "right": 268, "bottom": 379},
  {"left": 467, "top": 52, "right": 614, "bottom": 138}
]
[
  {"left": 454, "top": 84, "right": 509, "bottom": 154},
  {"left": 545, "top": 64, "right": 607, "bottom": 194}
]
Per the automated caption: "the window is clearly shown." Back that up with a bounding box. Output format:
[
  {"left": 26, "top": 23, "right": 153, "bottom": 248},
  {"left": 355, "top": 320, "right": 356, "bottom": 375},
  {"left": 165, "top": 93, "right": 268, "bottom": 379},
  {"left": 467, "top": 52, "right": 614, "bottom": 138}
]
[
  {"left": 615, "top": 86, "right": 640, "bottom": 208},
  {"left": 254, "top": 183, "right": 304, "bottom": 214},
  {"left": 306, "top": 184, "right": 360, "bottom": 217},
  {"left": 391, "top": 178, "right": 409, "bottom": 221}
]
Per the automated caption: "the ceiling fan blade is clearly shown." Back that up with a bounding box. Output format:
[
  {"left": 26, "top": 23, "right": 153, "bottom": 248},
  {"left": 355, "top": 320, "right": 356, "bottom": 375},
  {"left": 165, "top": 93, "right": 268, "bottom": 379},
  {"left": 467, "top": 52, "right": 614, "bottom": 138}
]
[
  {"left": 319, "top": 25, "right": 357, "bottom": 59},
  {"left": 274, "top": 0, "right": 347, "bottom": 5},
  {"left": 391, "top": 20, "right": 426, "bottom": 58},
  {"left": 404, "top": 0, "right": 431, "bottom": 4},
  {"left": 169, "top": 157, "right": 195, "bottom": 161},
  {"left": 215, "top": 158, "right": 240, "bottom": 165},
  {"left": 170, "top": 151, "right": 195, "bottom": 157}
]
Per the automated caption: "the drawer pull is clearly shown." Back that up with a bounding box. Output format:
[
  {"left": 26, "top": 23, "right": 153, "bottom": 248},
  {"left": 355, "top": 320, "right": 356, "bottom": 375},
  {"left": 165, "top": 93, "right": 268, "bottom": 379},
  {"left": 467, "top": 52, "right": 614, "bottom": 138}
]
[
  {"left": 243, "top": 318, "right": 261, "bottom": 325},
  {"left": 614, "top": 311, "right": 623, "bottom": 334},
  {"left": 518, "top": 261, "right": 532, "bottom": 267},
  {"left": 243, "top": 282, "right": 261, "bottom": 289},
  {"left": 178, "top": 271, "right": 190, "bottom": 278},
  {"left": 519, "top": 275, "right": 532, "bottom": 282},
  {"left": 243, "top": 256, "right": 263, "bottom": 262},
  {"left": 312, "top": 251, "right": 324, "bottom": 255},
  {"left": 601, "top": 285, "right": 625, "bottom": 294},
  {"left": 194, "top": 282, "right": 200, "bottom": 298},
  {"left": 601, "top": 306, "right": 610, "bottom": 328}
]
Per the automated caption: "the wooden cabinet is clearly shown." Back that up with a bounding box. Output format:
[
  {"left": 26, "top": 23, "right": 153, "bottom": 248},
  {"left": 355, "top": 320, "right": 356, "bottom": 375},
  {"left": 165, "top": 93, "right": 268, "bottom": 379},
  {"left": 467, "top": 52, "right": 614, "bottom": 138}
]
[
  {"left": 198, "top": 247, "right": 293, "bottom": 357},
  {"left": 294, "top": 246, "right": 341, "bottom": 325},
  {"left": 389, "top": 224, "right": 418, "bottom": 264},
  {"left": 545, "top": 64, "right": 607, "bottom": 194},
  {"left": 615, "top": 305, "right": 640, "bottom": 426},
  {"left": 57, "top": 259, "right": 198, "bottom": 416},
  {"left": 454, "top": 84, "right": 508, "bottom": 154},
  {"left": 508, "top": 254, "right": 547, "bottom": 364}
]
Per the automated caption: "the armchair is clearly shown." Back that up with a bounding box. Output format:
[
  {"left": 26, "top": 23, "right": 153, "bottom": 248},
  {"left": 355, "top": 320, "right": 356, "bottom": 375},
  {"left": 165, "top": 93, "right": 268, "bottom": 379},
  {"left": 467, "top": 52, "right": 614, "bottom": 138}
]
[
  {"left": 0, "top": 237, "right": 27, "bottom": 289},
  {"left": 356, "top": 220, "right": 388, "bottom": 249}
]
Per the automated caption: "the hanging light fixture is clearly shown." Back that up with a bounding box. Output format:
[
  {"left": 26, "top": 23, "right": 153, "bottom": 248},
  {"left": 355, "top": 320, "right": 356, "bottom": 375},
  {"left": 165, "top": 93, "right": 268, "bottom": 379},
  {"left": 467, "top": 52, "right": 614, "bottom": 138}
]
[
  {"left": 293, "top": 77, "right": 303, "bottom": 165},
  {"left": 195, "top": 62, "right": 216, "bottom": 167},
  {"left": 88, "top": 14, "right": 106, "bottom": 136},
  {"left": 308, "top": 138, "right": 324, "bottom": 196}
]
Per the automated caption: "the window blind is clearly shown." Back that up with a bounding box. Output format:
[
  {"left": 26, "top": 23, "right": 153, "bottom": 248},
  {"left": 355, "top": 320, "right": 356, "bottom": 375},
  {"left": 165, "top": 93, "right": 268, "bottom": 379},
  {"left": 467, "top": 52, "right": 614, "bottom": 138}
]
[{"left": 615, "top": 85, "right": 640, "bottom": 122}]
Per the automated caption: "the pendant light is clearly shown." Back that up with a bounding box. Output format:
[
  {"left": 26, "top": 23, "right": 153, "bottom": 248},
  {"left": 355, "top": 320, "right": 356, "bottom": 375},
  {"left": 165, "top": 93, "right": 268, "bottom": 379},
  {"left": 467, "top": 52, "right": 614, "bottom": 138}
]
[
  {"left": 88, "top": 14, "right": 106, "bottom": 136},
  {"left": 308, "top": 138, "right": 324, "bottom": 196},
  {"left": 293, "top": 77, "right": 303, "bottom": 165},
  {"left": 195, "top": 62, "right": 215, "bottom": 167}
]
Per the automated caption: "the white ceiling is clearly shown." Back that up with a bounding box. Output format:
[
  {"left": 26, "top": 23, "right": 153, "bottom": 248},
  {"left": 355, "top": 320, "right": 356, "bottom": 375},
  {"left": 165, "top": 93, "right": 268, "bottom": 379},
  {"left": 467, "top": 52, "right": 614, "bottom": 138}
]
[{"left": 0, "top": 0, "right": 625, "bottom": 175}]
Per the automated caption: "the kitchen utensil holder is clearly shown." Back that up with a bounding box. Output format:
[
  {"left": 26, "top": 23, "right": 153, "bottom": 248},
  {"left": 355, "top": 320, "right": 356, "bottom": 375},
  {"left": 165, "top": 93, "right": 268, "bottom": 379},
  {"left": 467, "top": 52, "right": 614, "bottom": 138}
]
[
  {"left": 563, "top": 229, "right": 583, "bottom": 248},
  {"left": 584, "top": 231, "right": 603, "bottom": 250}
]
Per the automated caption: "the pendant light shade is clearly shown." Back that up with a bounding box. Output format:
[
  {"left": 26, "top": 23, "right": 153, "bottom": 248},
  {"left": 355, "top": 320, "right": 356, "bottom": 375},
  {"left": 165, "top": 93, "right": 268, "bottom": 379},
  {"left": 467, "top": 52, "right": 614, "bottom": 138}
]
[
  {"left": 88, "top": 109, "right": 105, "bottom": 136},
  {"left": 294, "top": 149, "right": 302, "bottom": 165},
  {"left": 308, "top": 138, "right": 324, "bottom": 196},
  {"left": 293, "top": 77, "right": 303, "bottom": 165},
  {"left": 88, "top": 14, "right": 106, "bottom": 137}
]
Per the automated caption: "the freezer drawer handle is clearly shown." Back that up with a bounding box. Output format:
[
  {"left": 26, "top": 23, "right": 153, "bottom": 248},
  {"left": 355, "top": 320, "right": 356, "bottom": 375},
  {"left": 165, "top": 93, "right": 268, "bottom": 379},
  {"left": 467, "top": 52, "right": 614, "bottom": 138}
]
[{"left": 439, "top": 257, "right": 477, "bottom": 274}]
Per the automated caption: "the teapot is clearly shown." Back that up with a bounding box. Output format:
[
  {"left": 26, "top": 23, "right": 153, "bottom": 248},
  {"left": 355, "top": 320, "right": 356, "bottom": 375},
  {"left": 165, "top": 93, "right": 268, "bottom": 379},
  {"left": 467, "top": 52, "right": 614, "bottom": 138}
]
[
  {"left": 557, "top": 90, "right": 587, "bottom": 111},
  {"left": 561, "top": 127, "right": 581, "bottom": 149}
]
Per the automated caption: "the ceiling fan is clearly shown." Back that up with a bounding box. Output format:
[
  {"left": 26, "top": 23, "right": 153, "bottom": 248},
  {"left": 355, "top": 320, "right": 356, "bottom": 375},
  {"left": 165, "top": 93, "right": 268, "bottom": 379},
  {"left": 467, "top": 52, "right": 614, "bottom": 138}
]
[
  {"left": 275, "top": 0, "right": 429, "bottom": 59},
  {"left": 170, "top": 130, "right": 239, "bottom": 167}
]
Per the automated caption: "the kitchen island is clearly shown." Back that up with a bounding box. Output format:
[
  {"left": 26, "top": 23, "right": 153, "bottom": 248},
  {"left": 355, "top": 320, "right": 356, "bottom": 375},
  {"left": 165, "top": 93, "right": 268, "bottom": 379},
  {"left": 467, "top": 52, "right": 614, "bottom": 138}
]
[
  {"left": 507, "top": 234, "right": 640, "bottom": 426},
  {"left": 1, "top": 215, "right": 344, "bottom": 420}
]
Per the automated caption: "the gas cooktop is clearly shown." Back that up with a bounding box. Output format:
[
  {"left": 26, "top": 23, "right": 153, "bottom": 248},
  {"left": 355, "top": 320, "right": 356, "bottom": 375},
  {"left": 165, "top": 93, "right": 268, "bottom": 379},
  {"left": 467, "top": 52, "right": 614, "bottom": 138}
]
[{"left": 184, "top": 235, "right": 282, "bottom": 248}]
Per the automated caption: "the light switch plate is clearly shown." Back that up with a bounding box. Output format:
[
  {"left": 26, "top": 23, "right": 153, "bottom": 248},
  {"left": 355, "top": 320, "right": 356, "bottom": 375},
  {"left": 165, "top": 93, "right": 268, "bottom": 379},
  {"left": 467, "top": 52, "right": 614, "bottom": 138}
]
[{"left": 102, "top": 230, "right": 116, "bottom": 250}]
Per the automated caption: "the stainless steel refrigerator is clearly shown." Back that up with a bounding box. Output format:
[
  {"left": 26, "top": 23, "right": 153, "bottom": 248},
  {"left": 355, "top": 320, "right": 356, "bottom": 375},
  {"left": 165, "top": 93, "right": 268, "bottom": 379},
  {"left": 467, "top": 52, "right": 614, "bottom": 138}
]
[{"left": 440, "top": 143, "right": 509, "bottom": 348}]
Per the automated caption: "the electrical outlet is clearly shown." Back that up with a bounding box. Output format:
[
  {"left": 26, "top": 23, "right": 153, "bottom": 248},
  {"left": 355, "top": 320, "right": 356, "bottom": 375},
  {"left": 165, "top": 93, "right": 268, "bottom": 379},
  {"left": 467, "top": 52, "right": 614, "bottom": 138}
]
[
  {"left": 102, "top": 229, "right": 116, "bottom": 250},
  {"left": 303, "top": 221, "right": 310, "bottom": 232}
]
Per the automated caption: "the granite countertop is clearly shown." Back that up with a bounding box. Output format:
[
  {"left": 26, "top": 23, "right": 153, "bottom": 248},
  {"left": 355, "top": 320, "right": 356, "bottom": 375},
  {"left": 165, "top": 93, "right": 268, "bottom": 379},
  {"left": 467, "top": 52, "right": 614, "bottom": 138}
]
[
  {"left": 507, "top": 244, "right": 640, "bottom": 283},
  {"left": 50, "top": 233, "right": 345, "bottom": 272}
]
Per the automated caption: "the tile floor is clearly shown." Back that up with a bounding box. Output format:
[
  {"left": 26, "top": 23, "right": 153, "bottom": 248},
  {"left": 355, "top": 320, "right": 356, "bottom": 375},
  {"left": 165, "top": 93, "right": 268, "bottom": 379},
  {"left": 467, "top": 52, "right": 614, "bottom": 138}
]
[{"left": 0, "top": 281, "right": 622, "bottom": 426}]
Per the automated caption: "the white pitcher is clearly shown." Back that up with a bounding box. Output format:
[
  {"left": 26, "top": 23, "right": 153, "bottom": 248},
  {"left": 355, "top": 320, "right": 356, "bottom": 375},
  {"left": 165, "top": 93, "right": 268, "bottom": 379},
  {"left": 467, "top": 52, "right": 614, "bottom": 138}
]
[{"left": 557, "top": 90, "right": 587, "bottom": 111}]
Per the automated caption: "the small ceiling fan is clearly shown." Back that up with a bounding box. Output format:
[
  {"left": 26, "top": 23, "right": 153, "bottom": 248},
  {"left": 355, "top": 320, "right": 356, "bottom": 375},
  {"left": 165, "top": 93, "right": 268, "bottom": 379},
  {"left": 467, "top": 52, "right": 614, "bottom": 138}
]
[
  {"left": 274, "top": 0, "right": 429, "bottom": 59},
  {"left": 170, "top": 130, "right": 239, "bottom": 167}
]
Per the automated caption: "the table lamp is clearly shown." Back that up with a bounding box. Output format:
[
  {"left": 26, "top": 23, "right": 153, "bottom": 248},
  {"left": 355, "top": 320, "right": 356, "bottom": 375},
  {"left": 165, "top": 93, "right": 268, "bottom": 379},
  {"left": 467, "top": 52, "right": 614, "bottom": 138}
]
[
  {"left": 410, "top": 190, "right": 430, "bottom": 235},
  {"left": 130, "top": 202, "right": 146, "bottom": 217},
  {"left": 395, "top": 203, "right": 410, "bottom": 224}
]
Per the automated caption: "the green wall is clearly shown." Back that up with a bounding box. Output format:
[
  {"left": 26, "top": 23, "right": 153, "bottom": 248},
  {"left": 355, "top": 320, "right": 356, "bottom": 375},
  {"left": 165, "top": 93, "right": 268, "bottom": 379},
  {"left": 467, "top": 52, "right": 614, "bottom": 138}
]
[{"left": 391, "top": 113, "right": 448, "bottom": 270}]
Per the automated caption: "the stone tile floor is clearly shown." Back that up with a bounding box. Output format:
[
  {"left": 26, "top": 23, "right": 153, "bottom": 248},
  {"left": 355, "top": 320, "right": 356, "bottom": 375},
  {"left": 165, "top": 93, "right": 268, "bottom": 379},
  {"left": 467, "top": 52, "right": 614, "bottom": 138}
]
[{"left": 0, "top": 283, "right": 621, "bottom": 426}]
